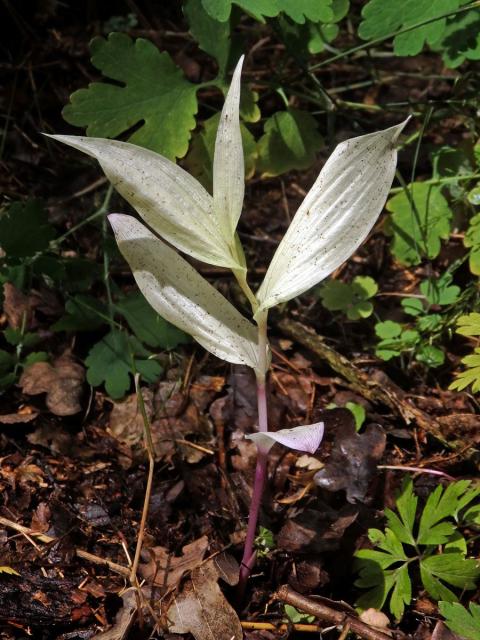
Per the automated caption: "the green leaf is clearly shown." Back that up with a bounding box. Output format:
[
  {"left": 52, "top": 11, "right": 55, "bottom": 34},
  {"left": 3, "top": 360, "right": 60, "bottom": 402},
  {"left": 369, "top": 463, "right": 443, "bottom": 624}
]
[
  {"left": 184, "top": 0, "right": 235, "bottom": 77},
  {"left": 416, "top": 314, "right": 442, "bottom": 332},
  {"left": 386, "top": 183, "right": 452, "bottom": 266},
  {"left": 464, "top": 213, "right": 480, "bottom": 275},
  {"left": 52, "top": 295, "right": 108, "bottom": 332},
  {"left": 257, "top": 108, "right": 323, "bottom": 177},
  {"left": 420, "top": 273, "right": 460, "bottom": 306},
  {"left": 284, "top": 605, "right": 315, "bottom": 624},
  {"left": 468, "top": 184, "right": 480, "bottom": 206},
  {"left": 450, "top": 347, "right": 480, "bottom": 393},
  {"left": 85, "top": 330, "right": 163, "bottom": 399},
  {"left": 420, "top": 553, "right": 480, "bottom": 600},
  {"left": 318, "top": 276, "right": 377, "bottom": 320},
  {"left": 22, "top": 352, "right": 48, "bottom": 368},
  {"left": 417, "top": 482, "right": 470, "bottom": 544},
  {"left": 358, "top": 0, "right": 461, "bottom": 56},
  {"left": 0, "top": 200, "right": 55, "bottom": 259},
  {"left": 201, "top": 0, "right": 334, "bottom": 23},
  {"left": 184, "top": 113, "right": 257, "bottom": 191},
  {"left": 115, "top": 292, "right": 190, "bottom": 350},
  {"left": 456, "top": 312, "right": 480, "bottom": 337},
  {"left": 375, "top": 321, "right": 402, "bottom": 340},
  {"left": 62, "top": 33, "right": 198, "bottom": 160},
  {"left": 439, "top": 601, "right": 480, "bottom": 640},
  {"left": 385, "top": 478, "right": 417, "bottom": 546},
  {"left": 345, "top": 402, "right": 366, "bottom": 430},
  {"left": 401, "top": 297, "right": 424, "bottom": 316},
  {"left": 0, "top": 350, "right": 14, "bottom": 375},
  {"left": 389, "top": 563, "right": 411, "bottom": 621},
  {"left": 415, "top": 344, "right": 445, "bottom": 368},
  {"left": 433, "top": 9, "right": 480, "bottom": 68}
]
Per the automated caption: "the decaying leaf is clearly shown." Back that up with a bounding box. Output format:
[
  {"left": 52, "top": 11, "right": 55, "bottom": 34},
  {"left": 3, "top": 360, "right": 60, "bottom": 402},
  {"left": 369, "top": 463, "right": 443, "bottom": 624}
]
[
  {"left": 19, "top": 356, "right": 85, "bottom": 416},
  {"left": 140, "top": 536, "right": 209, "bottom": 588},
  {"left": 314, "top": 421, "right": 386, "bottom": 503},
  {"left": 167, "top": 553, "right": 242, "bottom": 640}
]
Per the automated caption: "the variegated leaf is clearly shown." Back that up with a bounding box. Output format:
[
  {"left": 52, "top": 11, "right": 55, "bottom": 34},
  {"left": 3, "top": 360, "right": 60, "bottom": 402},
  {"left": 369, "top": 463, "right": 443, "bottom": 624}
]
[
  {"left": 109, "top": 214, "right": 260, "bottom": 371},
  {"left": 256, "top": 120, "right": 409, "bottom": 314}
]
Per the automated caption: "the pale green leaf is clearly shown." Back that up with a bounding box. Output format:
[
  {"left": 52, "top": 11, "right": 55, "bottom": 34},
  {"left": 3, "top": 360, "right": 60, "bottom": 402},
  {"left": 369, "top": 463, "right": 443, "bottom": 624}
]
[
  {"left": 213, "top": 56, "right": 245, "bottom": 242},
  {"left": 109, "top": 214, "right": 260, "bottom": 372},
  {"left": 48, "top": 135, "right": 240, "bottom": 270},
  {"left": 184, "top": 113, "right": 257, "bottom": 191},
  {"left": 256, "top": 121, "right": 407, "bottom": 314}
]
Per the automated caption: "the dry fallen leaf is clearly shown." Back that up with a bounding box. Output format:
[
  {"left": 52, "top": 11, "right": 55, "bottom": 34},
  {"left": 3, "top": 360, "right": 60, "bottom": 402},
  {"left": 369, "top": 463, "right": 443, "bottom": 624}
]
[
  {"left": 139, "top": 535, "right": 209, "bottom": 588},
  {"left": 314, "top": 419, "right": 386, "bottom": 503},
  {"left": 19, "top": 356, "right": 84, "bottom": 416},
  {"left": 3, "top": 282, "right": 32, "bottom": 329},
  {"left": 168, "top": 553, "right": 242, "bottom": 640},
  {"left": 109, "top": 389, "right": 154, "bottom": 448}
]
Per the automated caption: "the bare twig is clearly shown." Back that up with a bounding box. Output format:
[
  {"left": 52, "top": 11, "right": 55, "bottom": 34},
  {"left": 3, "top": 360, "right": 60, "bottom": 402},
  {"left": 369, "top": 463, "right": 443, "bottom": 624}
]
[{"left": 274, "top": 585, "right": 407, "bottom": 640}]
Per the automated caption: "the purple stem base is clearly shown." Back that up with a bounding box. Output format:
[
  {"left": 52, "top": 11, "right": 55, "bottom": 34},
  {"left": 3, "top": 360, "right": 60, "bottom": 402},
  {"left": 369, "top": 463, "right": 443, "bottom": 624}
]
[{"left": 237, "top": 380, "right": 269, "bottom": 602}]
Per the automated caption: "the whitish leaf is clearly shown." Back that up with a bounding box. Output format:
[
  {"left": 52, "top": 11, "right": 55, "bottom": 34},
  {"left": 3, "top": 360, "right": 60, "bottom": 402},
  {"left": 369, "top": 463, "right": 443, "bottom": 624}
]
[
  {"left": 109, "top": 214, "right": 260, "bottom": 371},
  {"left": 213, "top": 56, "right": 245, "bottom": 243},
  {"left": 255, "top": 120, "right": 408, "bottom": 314},
  {"left": 47, "top": 135, "right": 240, "bottom": 270},
  {"left": 246, "top": 422, "right": 324, "bottom": 454}
]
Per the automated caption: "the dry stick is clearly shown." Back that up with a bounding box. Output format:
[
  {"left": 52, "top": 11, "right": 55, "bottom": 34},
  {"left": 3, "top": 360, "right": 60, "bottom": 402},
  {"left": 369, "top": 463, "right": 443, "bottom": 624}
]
[
  {"left": 0, "top": 515, "right": 129, "bottom": 577},
  {"left": 274, "top": 585, "right": 406, "bottom": 640},
  {"left": 129, "top": 374, "right": 156, "bottom": 625},
  {"left": 278, "top": 317, "right": 479, "bottom": 460}
]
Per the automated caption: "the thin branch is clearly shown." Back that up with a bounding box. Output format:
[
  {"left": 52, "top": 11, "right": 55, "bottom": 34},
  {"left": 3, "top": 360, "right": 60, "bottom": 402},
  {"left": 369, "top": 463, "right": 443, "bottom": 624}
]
[{"left": 274, "top": 585, "right": 407, "bottom": 640}]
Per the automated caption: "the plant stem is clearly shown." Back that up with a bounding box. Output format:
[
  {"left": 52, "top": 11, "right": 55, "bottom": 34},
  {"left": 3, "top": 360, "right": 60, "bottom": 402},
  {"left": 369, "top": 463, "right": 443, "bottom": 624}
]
[{"left": 237, "top": 312, "right": 269, "bottom": 601}]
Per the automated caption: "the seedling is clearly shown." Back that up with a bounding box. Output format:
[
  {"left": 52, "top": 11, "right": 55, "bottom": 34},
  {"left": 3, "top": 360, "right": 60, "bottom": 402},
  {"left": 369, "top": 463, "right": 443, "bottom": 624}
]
[{"left": 48, "top": 56, "right": 407, "bottom": 595}]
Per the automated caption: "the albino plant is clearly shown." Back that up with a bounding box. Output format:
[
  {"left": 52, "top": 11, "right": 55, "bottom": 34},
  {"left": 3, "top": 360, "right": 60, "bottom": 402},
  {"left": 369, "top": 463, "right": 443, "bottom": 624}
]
[{"left": 48, "top": 56, "right": 407, "bottom": 595}]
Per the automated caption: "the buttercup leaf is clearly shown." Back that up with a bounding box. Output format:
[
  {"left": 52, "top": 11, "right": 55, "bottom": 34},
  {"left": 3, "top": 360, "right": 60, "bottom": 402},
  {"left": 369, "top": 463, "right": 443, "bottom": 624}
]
[
  {"left": 213, "top": 56, "right": 245, "bottom": 243},
  {"left": 246, "top": 422, "right": 324, "bottom": 454},
  {"left": 47, "top": 135, "right": 241, "bottom": 270},
  {"left": 108, "top": 214, "right": 260, "bottom": 371},
  {"left": 256, "top": 120, "right": 408, "bottom": 314}
]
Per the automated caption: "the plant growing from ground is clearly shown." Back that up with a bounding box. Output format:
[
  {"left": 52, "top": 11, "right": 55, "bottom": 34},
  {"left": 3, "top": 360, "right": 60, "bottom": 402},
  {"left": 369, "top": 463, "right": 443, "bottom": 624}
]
[
  {"left": 48, "top": 56, "right": 407, "bottom": 595},
  {"left": 354, "top": 478, "right": 480, "bottom": 620}
]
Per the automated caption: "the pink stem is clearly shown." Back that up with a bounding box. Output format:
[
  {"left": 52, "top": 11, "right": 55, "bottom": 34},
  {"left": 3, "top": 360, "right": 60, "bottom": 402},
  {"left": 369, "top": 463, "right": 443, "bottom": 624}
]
[{"left": 237, "top": 315, "right": 269, "bottom": 602}]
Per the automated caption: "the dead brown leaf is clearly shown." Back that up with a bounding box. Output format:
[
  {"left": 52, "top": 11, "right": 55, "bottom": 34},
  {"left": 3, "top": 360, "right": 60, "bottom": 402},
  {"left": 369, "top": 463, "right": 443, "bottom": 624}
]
[
  {"left": 19, "top": 356, "right": 84, "bottom": 416},
  {"left": 3, "top": 282, "right": 32, "bottom": 329},
  {"left": 109, "top": 389, "right": 153, "bottom": 448},
  {"left": 314, "top": 420, "right": 386, "bottom": 503},
  {"left": 167, "top": 553, "right": 242, "bottom": 640},
  {"left": 139, "top": 535, "right": 209, "bottom": 588}
]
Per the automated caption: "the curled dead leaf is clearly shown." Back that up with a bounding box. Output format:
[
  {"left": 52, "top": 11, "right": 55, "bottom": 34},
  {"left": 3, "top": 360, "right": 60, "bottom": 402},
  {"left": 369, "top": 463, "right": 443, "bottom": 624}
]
[
  {"left": 167, "top": 553, "right": 242, "bottom": 640},
  {"left": 19, "top": 356, "right": 84, "bottom": 416}
]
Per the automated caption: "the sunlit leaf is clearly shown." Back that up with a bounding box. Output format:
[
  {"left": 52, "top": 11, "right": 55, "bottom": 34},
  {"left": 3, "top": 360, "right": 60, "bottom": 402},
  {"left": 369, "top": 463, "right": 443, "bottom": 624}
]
[
  {"left": 256, "top": 121, "right": 408, "bottom": 314},
  {"left": 48, "top": 135, "right": 241, "bottom": 270},
  {"left": 62, "top": 33, "right": 198, "bottom": 160},
  {"left": 109, "top": 214, "right": 260, "bottom": 372},
  {"left": 213, "top": 56, "right": 245, "bottom": 242}
]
